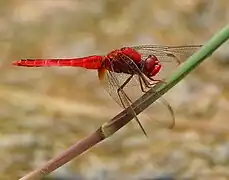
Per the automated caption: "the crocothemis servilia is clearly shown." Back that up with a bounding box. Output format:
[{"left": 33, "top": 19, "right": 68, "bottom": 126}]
[{"left": 12, "top": 45, "right": 201, "bottom": 136}]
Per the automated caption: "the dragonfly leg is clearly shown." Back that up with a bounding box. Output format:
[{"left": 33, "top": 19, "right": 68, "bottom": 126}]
[
  {"left": 138, "top": 73, "right": 153, "bottom": 88},
  {"left": 116, "top": 75, "right": 148, "bottom": 137},
  {"left": 148, "top": 77, "right": 166, "bottom": 85},
  {"left": 160, "top": 98, "right": 175, "bottom": 129},
  {"left": 139, "top": 75, "right": 175, "bottom": 129},
  {"left": 117, "top": 75, "right": 133, "bottom": 106},
  {"left": 140, "top": 74, "right": 166, "bottom": 87},
  {"left": 138, "top": 76, "right": 148, "bottom": 93}
]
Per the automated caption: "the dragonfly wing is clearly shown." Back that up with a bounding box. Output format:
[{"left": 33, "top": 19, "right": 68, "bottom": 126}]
[
  {"left": 132, "top": 45, "right": 202, "bottom": 61},
  {"left": 101, "top": 71, "right": 143, "bottom": 107},
  {"left": 132, "top": 45, "right": 201, "bottom": 80},
  {"left": 138, "top": 96, "right": 176, "bottom": 131},
  {"left": 101, "top": 70, "right": 175, "bottom": 132}
]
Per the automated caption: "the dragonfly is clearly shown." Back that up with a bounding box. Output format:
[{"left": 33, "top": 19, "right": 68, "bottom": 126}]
[{"left": 12, "top": 45, "right": 201, "bottom": 136}]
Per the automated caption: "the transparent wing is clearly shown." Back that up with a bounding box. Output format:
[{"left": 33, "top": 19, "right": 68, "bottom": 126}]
[
  {"left": 102, "top": 71, "right": 143, "bottom": 107},
  {"left": 132, "top": 45, "right": 202, "bottom": 80},
  {"left": 101, "top": 70, "right": 175, "bottom": 133}
]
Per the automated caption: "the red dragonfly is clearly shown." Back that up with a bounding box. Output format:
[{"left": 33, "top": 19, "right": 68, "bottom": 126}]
[{"left": 12, "top": 45, "right": 201, "bottom": 136}]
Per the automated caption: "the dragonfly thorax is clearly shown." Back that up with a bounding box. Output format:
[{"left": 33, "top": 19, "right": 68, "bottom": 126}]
[
  {"left": 120, "top": 47, "right": 141, "bottom": 63},
  {"left": 103, "top": 47, "right": 143, "bottom": 74},
  {"left": 141, "top": 55, "right": 161, "bottom": 77},
  {"left": 104, "top": 48, "right": 162, "bottom": 77}
]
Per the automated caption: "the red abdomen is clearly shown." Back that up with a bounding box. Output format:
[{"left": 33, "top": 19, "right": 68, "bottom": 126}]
[{"left": 12, "top": 55, "right": 104, "bottom": 69}]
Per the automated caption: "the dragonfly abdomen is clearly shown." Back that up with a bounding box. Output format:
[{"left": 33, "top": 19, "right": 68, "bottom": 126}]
[{"left": 12, "top": 56, "right": 104, "bottom": 69}]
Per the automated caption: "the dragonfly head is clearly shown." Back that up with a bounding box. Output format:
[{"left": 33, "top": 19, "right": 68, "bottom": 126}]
[
  {"left": 142, "top": 55, "right": 161, "bottom": 77},
  {"left": 120, "top": 47, "right": 141, "bottom": 63}
]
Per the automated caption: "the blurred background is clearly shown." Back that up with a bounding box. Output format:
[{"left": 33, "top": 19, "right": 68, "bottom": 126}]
[{"left": 0, "top": 0, "right": 229, "bottom": 180}]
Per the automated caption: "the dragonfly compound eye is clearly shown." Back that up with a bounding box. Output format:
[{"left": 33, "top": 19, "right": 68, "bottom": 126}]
[
  {"left": 120, "top": 47, "right": 141, "bottom": 63},
  {"left": 144, "top": 55, "right": 161, "bottom": 77}
]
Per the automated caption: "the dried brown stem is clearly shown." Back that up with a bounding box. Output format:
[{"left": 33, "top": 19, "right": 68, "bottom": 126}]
[{"left": 19, "top": 129, "right": 105, "bottom": 180}]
